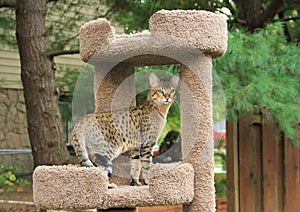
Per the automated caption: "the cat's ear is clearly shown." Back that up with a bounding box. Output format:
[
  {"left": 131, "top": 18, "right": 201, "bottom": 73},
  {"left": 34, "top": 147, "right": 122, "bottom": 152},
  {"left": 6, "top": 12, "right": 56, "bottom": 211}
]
[
  {"left": 149, "top": 72, "right": 161, "bottom": 88},
  {"left": 170, "top": 73, "right": 180, "bottom": 88}
]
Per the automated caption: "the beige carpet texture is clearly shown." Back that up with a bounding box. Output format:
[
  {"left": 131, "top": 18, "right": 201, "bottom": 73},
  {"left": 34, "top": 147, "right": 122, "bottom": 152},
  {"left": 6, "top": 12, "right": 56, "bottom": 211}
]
[
  {"left": 33, "top": 163, "right": 194, "bottom": 210},
  {"left": 33, "top": 9, "right": 227, "bottom": 211}
]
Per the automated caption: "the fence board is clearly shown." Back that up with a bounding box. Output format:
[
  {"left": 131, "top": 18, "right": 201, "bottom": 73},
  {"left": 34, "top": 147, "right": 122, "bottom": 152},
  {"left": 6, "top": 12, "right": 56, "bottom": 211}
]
[
  {"left": 239, "top": 117, "right": 263, "bottom": 212},
  {"left": 227, "top": 114, "right": 300, "bottom": 212},
  {"left": 277, "top": 132, "right": 284, "bottom": 211},
  {"left": 284, "top": 137, "right": 300, "bottom": 212},
  {"left": 262, "top": 123, "right": 284, "bottom": 212},
  {"left": 226, "top": 121, "right": 239, "bottom": 212}
]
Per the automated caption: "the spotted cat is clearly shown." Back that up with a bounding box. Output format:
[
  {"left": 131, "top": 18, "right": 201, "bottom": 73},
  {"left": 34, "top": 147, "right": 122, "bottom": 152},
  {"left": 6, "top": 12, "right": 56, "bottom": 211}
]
[{"left": 71, "top": 72, "right": 179, "bottom": 186}]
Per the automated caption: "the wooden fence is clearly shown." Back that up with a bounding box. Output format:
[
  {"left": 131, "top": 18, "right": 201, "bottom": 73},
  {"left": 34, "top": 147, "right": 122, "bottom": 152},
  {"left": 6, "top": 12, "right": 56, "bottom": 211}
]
[{"left": 226, "top": 114, "right": 300, "bottom": 212}]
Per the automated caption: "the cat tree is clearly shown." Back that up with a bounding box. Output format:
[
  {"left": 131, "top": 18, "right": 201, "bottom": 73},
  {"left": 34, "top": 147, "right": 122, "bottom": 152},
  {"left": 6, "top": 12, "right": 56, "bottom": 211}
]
[{"left": 33, "top": 10, "right": 227, "bottom": 211}]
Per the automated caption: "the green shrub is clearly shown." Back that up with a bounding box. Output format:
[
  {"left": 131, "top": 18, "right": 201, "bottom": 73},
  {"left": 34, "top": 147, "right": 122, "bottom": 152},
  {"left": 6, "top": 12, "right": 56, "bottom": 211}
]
[
  {"left": 215, "top": 173, "right": 226, "bottom": 197},
  {"left": 0, "top": 164, "right": 30, "bottom": 194}
]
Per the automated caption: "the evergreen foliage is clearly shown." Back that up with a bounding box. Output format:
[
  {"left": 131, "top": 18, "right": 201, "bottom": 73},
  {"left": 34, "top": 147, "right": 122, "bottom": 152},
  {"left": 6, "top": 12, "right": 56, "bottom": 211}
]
[
  {"left": 214, "top": 23, "right": 300, "bottom": 144},
  {"left": 0, "top": 1, "right": 114, "bottom": 52},
  {"left": 0, "top": 8, "right": 16, "bottom": 49}
]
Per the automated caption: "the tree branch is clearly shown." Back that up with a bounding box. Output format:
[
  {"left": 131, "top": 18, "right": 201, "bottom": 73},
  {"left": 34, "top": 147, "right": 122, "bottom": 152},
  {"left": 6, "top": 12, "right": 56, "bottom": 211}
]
[
  {"left": 274, "top": 16, "right": 300, "bottom": 22},
  {"left": 277, "top": 12, "right": 293, "bottom": 42},
  {"left": 57, "top": 33, "right": 80, "bottom": 49},
  {"left": 46, "top": 0, "right": 60, "bottom": 3},
  {"left": 256, "top": 0, "right": 285, "bottom": 27},
  {"left": 48, "top": 49, "right": 79, "bottom": 58},
  {"left": 99, "top": 4, "right": 117, "bottom": 18},
  {"left": 0, "top": 0, "right": 16, "bottom": 7}
]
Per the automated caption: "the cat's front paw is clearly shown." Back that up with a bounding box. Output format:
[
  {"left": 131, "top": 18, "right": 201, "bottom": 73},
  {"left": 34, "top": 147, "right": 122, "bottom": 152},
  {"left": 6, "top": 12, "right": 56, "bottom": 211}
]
[
  {"left": 139, "top": 179, "right": 148, "bottom": 186},
  {"left": 104, "top": 166, "right": 113, "bottom": 177},
  {"left": 130, "top": 179, "right": 142, "bottom": 186}
]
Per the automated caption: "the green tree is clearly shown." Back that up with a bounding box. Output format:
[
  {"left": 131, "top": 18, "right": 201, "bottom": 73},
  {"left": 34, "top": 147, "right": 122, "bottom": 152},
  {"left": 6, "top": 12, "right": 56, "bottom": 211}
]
[
  {"left": 213, "top": 23, "right": 300, "bottom": 144},
  {"left": 105, "top": 0, "right": 300, "bottom": 42},
  {"left": 14, "top": 0, "right": 70, "bottom": 166}
]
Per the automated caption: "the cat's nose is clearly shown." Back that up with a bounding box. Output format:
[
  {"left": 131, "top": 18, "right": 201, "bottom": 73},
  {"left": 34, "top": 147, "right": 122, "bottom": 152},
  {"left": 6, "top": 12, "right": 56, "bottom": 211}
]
[{"left": 164, "top": 95, "right": 170, "bottom": 101}]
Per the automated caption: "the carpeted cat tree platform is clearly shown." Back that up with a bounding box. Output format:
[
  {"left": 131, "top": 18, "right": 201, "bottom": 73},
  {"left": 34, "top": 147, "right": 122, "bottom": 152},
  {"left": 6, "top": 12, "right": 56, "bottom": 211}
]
[{"left": 33, "top": 10, "right": 227, "bottom": 211}]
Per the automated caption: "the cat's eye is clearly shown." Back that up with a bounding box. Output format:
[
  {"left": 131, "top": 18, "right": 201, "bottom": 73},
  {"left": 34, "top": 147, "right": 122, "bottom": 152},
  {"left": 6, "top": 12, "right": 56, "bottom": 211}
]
[
  {"left": 157, "top": 89, "right": 164, "bottom": 94},
  {"left": 170, "top": 89, "right": 176, "bottom": 95}
]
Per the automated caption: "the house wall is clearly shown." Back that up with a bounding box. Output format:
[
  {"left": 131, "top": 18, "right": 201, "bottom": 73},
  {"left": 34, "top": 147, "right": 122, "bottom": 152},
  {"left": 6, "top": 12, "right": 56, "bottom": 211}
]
[
  {"left": 0, "top": 49, "right": 84, "bottom": 174},
  {"left": 0, "top": 88, "right": 33, "bottom": 174}
]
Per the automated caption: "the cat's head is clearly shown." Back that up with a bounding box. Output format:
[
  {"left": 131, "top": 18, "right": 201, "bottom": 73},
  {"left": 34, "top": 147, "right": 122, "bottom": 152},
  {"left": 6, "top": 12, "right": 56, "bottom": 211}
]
[{"left": 148, "top": 72, "right": 180, "bottom": 105}]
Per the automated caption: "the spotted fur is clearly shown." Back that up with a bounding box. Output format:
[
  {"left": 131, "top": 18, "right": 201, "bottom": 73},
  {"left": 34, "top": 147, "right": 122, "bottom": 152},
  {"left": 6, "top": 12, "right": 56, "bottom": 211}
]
[{"left": 71, "top": 72, "right": 179, "bottom": 186}]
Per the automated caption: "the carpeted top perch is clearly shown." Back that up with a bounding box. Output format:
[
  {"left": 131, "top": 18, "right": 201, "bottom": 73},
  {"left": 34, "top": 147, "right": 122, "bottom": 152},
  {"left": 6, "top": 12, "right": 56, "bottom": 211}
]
[
  {"left": 33, "top": 9, "right": 227, "bottom": 212},
  {"left": 79, "top": 10, "right": 227, "bottom": 63}
]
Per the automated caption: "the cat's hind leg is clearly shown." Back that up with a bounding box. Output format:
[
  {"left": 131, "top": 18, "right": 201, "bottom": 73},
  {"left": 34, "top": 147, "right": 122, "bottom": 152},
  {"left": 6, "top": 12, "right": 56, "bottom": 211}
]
[
  {"left": 94, "top": 153, "right": 117, "bottom": 188},
  {"left": 94, "top": 153, "right": 113, "bottom": 177}
]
